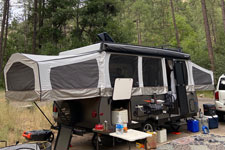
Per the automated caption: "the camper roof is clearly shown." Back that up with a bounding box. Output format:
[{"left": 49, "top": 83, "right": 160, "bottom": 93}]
[{"left": 60, "top": 43, "right": 190, "bottom": 59}]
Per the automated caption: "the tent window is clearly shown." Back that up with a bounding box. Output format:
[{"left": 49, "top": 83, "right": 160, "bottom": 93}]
[
  {"left": 193, "top": 66, "right": 212, "bottom": 85},
  {"left": 7, "top": 62, "right": 35, "bottom": 91},
  {"left": 50, "top": 59, "right": 99, "bottom": 89},
  {"left": 109, "top": 54, "right": 138, "bottom": 87},
  {"left": 142, "top": 57, "right": 163, "bottom": 86}
]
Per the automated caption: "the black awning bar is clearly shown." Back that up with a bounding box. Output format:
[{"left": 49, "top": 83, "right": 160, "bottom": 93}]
[{"left": 34, "top": 102, "right": 55, "bottom": 127}]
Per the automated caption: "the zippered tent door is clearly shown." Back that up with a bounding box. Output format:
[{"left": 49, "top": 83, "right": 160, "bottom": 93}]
[{"left": 174, "top": 60, "right": 189, "bottom": 116}]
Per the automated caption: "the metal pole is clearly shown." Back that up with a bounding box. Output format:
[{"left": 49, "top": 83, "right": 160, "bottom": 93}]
[{"left": 34, "top": 102, "right": 54, "bottom": 127}]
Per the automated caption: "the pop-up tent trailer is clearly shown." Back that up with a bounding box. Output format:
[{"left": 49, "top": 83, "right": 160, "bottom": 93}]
[
  {"left": 4, "top": 42, "right": 214, "bottom": 132},
  {"left": 4, "top": 42, "right": 214, "bottom": 102}
]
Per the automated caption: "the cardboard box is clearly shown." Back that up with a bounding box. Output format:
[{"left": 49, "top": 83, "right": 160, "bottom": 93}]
[{"left": 147, "top": 132, "right": 157, "bottom": 149}]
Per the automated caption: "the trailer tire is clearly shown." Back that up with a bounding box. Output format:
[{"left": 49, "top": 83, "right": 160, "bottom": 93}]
[
  {"left": 142, "top": 121, "right": 156, "bottom": 132},
  {"left": 92, "top": 133, "right": 113, "bottom": 149},
  {"left": 170, "top": 124, "right": 181, "bottom": 132},
  {"left": 55, "top": 101, "right": 83, "bottom": 126}
]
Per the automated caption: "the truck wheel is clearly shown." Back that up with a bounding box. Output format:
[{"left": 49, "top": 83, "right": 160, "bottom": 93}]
[
  {"left": 142, "top": 121, "right": 156, "bottom": 132},
  {"left": 217, "top": 111, "right": 224, "bottom": 121}
]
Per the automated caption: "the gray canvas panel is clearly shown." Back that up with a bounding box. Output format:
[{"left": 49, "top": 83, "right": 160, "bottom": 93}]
[
  {"left": 109, "top": 54, "right": 138, "bottom": 87},
  {"left": 50, "top": 59, "right": 99, "bottom": 89},
  {"left": 5, "top": 91, "right": 40, "bottom": 101},
  {"left": 6, "top": 62, "right": 35, "bottom": 91},
  {"left": 186, "top": 85, "right": 195, "bottom": 92},
  {"left": 41, "top": 88, "right": 100, "bottom": 101},
  {"left": 193, "top": 66, "right": 212, "bottom": 85},
  {"left": 142, "top": 57, "right": 163, "bottom": 87},
  {"left": 100, "top": 87, "right": 167, "bottom": 97},
  {"left": 195, "top": 85, "right": 214, "bottom": 91}
]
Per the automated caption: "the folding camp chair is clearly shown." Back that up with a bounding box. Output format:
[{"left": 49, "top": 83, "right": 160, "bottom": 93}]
[{"left": 54, "top": 125, "right": 73, "bottom": 150}]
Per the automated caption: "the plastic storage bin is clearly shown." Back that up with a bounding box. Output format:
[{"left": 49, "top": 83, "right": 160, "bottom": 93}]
[
  {"left": 187, "top": 120, "right": 199, "bottom": 132},
  {"left": 203, "top": 104, "right": 216, "bottom": 116},
  {"left": 205, "top": 115, "right": 218, "bottom": 129}
]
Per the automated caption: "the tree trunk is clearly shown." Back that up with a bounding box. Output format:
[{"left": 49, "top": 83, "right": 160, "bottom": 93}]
[
  {"left": 32, "top": 0, "right": 38, "bottom": 54},
  {"left": 221, "top": 0, "right": 225, "bottom": 34},
  {"left": 170, "top": 0, "right": 180, "bottom": 47},
  {"left": 201, "top": 0, "right": 215, "bottom": 71},
  {"left": 136, "top": 14, "right": 142, "bottom": 45},
  {"left": 209, "top": 0, "right": 217, "bottom": 44},
  {"left": 209, "top": 15, "right": 217, "bottom": 44},
  {"left": 23, "top": 1, "right": 28, "bottom": 53},
  {"left": 38, "top": 0, "right": 44, "bottom": 49},
  {"left": 0, "top": 0, "right": 8, "bottom": 73},
  {"left": 3, "top": 0, "right": 9, "bottom": 58}
]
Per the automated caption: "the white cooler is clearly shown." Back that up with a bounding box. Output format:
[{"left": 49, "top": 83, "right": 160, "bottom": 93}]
[{"left": 112, "top": 109, "right": 128, "bottom": 124}]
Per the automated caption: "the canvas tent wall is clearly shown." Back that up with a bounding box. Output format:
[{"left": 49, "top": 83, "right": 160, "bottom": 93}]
[
  {"left": 186, "top": 61, "right": 214, "bottom": 91},
  {"left": 4, "top": 52, "right": 106, "bottom": 101},
  {"left": 4, "top": 43, "right": 214, "bottom": 102}
]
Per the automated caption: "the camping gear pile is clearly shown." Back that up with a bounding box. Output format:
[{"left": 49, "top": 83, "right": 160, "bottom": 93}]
[
  {"left": 187, "top": 104, "right": 218, "bottom": 134},
  {"left": 203, "top": 104, "right": 219, "bottom": 129}
]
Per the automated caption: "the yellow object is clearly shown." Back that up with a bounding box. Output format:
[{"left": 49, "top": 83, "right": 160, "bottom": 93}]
[{"left": 136, "top": 142, "right": 145, "bottom": 149}]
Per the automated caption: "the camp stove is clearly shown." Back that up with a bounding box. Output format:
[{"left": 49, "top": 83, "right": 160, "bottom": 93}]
[{"left": 135, "top": 100, "right": 164, "bottom": 116}]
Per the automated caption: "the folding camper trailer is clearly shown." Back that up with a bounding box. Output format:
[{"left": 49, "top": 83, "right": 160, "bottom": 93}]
[{"left": 4, "top": 42, "right": 214, "bottom": 134}]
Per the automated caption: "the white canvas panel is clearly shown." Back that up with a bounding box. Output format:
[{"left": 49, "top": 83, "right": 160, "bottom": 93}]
[
  {"left": 105, "top": 53, "right": 111, "bottom": 88},
  {"left": 96, "top": 52, "right": 106, "bottom": 88},
  {"left": 162, "top": 58, "right": 168, "bottom": 88},
  {"left": 138, "top": 56, "right": 143, "bottom": 87},
  {"left": 59, "top": 43, "right": 101, "bottom": 56}
]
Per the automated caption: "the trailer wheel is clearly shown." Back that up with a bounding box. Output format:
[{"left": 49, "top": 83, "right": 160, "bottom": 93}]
[
  {"left": 92, "top": 133, "right": 100, "bottom": 149},
  {"left": 170, "top": 124, "right": 181, "bottom": 132},
  {"left": 142, "top": 121, "right": 156, "bottom": 132}
]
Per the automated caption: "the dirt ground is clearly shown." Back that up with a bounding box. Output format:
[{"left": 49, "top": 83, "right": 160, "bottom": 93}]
[{"left": 68, "top": 97, "right": 225, "bottom": 150}]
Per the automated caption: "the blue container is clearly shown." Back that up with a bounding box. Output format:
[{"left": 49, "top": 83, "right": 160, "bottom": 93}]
[
  {"left": 187, "top": 119, "right": 199, "bottom": 132},
  {"left": 205, "top": 115, "right": 218, "bottom": 129}
]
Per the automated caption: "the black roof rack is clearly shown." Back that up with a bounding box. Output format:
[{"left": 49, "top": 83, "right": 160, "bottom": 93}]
[{"left": 153, "top": 45, "right": 182, "bottom": 52}]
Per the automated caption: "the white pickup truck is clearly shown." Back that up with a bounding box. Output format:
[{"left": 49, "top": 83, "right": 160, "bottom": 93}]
[{"left": 215, "top": 74, "right": 225, "bottom": 120}]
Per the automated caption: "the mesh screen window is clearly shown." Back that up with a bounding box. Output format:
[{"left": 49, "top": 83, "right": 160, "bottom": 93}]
[
  {"left": 50, "top": 59, "right": 99, "bottom": 89},
  {"left": 7, "top": 62, "right": 35, "bottom": 91},
  {"left": 109, "top": 54, "right": 138, "bottom": 87},
  {"left": 142, "top": 57, "right": 163, "bottom": 87}
]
